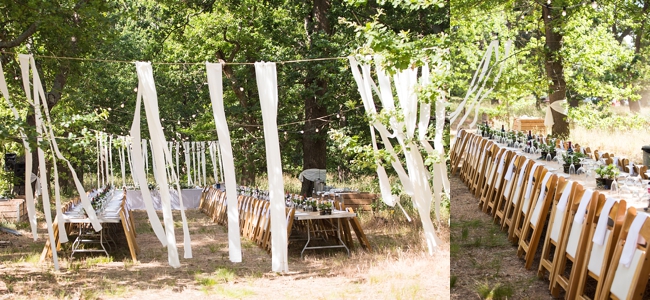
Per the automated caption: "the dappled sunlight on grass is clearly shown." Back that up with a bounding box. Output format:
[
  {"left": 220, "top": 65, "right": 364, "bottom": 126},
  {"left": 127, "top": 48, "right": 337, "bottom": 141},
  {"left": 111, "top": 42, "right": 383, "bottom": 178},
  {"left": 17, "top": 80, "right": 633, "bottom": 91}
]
[{"left": 0, "top": 203, "right": 448, "bottom": 299}]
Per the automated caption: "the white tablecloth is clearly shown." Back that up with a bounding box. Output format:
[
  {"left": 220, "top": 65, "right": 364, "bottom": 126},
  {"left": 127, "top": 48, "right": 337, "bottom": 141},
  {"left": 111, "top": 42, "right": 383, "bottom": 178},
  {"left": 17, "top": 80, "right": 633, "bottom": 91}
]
[{"left": 126, "top": 189, "right": 203, "bottom": 210}]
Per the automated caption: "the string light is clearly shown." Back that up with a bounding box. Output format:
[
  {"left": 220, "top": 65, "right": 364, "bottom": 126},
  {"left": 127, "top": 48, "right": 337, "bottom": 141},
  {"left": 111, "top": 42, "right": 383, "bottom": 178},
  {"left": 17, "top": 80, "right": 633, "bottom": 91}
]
[
  {"left": 120, "top": 103, "right": 124, "bottom": 108},
  {"left": 547, "top": 0, "right": 551, "bottom": 4},
  {"left": 591, "top": 0, "right": 597, "bottom": 9},
  {"left": 562, "top": 7, "right": 567, "bottom": 16},
  {"left": 315, "top": 128, "right": 319, "bottom": 132}
]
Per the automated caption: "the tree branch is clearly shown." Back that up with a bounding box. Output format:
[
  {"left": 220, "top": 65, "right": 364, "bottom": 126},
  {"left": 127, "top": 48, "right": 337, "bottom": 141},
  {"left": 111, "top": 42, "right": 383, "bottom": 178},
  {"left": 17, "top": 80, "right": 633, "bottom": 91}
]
[
  {"left": 222, "top": 27, "right": 241, "bottom": 62},
  {"left": 0, "top": 22, "right": 39, "bottom": 49}
]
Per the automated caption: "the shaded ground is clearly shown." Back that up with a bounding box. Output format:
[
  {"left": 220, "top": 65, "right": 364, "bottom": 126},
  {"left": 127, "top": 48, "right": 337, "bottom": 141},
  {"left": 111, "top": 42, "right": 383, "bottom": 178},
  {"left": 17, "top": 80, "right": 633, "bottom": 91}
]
[
  {"left": 450, "top": 175, "right": 553, "bottom": 299},
  {"left": 0, "top": 207, "right": 449, "bottom": 299}
]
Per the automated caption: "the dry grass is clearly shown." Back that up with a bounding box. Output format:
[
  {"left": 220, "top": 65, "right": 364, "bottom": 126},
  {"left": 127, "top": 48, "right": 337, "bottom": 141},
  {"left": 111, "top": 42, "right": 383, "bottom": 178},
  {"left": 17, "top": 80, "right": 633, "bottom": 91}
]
[
  {"left": 570, "top": 126, "right": 650, "bottom": 163},
  {"left": 0, "top": 206, "right": 449, "bottom": 299}
]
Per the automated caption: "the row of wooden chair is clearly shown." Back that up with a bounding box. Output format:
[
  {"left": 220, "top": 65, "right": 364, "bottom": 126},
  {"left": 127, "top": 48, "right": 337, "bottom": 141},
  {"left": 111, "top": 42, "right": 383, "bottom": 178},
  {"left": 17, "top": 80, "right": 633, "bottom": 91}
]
[
  {"left": 199, "top": 187, "right": 295, "bottom": 253},
  {"left": 451, "top": 129, "right": 650, "bottom": 299}
]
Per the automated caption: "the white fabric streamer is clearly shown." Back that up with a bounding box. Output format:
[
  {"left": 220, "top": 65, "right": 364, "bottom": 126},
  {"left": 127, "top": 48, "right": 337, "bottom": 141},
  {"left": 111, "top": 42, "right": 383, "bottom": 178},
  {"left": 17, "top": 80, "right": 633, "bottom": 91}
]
[
  {"left": 135, "top": 62, "right": 184, "bottom": 266},
  {"left": 255, "top": 62, "right": 288, "bottom": 272},
  {"left": 184, "top": 142, "right": 191, "bottom": 186},
  {"left": 0, "top": 60, "right": 38, "bottom": 240},
  {"left": 206, "top": 62, "right": 242, "bottom": 262},
  {"left": 201, "top": 142, "right": 207, "bottom": 186},
  {"left": 129, "top": 74, "right": 169, "bottom": 249},
  {"left": 20, "top": 55, "right": 60, "bottom": 270},
  {"left": 544, "top": 100, "right": 567, "bottom": 128},
  {"left": 349, "top": 56, "right": 441, "bottom": 254}
]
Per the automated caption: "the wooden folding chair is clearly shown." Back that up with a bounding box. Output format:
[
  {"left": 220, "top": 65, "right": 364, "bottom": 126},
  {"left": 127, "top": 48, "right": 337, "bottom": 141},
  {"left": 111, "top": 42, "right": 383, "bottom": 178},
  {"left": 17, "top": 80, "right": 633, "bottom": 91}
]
[
  {"left": 462, "top": 136, "right": 486, "bottom": 187},
  {"left": 450, "top": 129, "right": 469, "bottom": 175},
  {"left": 463, "top": 137, "right": 487, "bottom": 188},
  {"left": 538, "top": 177, "right": 574, "bottom": 280},
  {"left": 600, "top": 207, "right": 650, "bottom": 300},
  {"left": 473, "top": 142, "right": 498, "bottom": 198},
  {"left": 636, "top": 165, "right": 648, "bottom": 180},
  {"left": 618, "top": 157, "right": 629, "bottom": 173},
  {"left": 479, "top": 147, "right": 507, "bottom": 212},
  {"left": 518, "top": 172, "right": 558, "bottom": 269},
  {"left": 573, "top": 195, "right": 626, "bottom": 300},
  {"left": 550, "top": 187, "right": 598, "bottom": 298},
  {"left": 511, "top": 164, "right": 545, "bottom": 243},
  {"left": 504, "top": 158, "right": 534, "bottom": 239},
  {"left": 458, "top": 133, "right": 477, "bottom": 183},
  {"left": 494, "top": 154, "right": 523, "bottom": 226},
  {"left": 485, "top": 150, "right": 515, "bottom": 216}
]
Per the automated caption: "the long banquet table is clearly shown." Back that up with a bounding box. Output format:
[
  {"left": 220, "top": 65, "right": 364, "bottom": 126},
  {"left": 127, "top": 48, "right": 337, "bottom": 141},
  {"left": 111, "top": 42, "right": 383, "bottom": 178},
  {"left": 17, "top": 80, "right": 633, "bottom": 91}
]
[{"left": 490, "top": 141, "right": 650, "bottom": 211}]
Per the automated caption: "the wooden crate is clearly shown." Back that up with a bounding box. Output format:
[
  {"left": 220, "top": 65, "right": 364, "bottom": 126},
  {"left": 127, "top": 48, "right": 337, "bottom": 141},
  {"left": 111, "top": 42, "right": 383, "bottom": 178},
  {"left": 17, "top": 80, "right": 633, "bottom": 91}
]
[
  {"left": 0, "top": 199, "right": 27, "bottom": 222},
  {"left": 513, "top": 118, "right": 546, "bottom": 134},
  {"left": 337, "top": 192, "right": 377, "bottom": 211}
]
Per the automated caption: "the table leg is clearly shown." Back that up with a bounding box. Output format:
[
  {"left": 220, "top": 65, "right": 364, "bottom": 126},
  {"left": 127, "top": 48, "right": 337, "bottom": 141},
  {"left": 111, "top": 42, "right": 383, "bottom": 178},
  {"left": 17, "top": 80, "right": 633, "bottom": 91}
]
[
  {"left": 335, "top": 218, "right": 350, "bottom": 257},
  {"left": 300, "top": 220, "right": 312, "bottom": 259}
]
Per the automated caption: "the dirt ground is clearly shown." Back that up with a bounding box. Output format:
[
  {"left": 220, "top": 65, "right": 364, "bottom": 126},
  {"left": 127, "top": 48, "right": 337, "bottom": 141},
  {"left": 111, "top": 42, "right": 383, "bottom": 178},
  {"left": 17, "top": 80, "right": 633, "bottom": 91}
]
[
  {"left": 0, "top": 207, "right": 449, "bottom": 299},
  {"left": 449, "top": 175, "right": 554, "bottom": 300}
]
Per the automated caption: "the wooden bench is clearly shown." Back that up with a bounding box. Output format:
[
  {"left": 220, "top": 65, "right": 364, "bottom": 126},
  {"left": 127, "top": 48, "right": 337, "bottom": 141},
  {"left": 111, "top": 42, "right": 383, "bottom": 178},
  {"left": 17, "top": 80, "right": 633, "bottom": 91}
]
[
  {"left": 0, "top": 198, "right": 27, "bottom": 222},
  {"left": 513, "top": 118, "right": 545, "bottom": 135},
  {"left": 335, "top": 193, "right": 377, "bottom": 212}
]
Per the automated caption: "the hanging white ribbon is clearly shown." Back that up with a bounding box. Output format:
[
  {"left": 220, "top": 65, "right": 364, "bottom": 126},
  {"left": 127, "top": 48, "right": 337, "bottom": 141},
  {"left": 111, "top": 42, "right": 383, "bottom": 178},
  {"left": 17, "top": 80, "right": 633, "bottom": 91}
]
[
  {"left": 449, "top": 40, "right": 497, "bottom": 125},
  {"left": 184, "top": 142, "right": 192, "bottom": 186},
  {"left": 104, "top": 134, "right": 110, "bottom": 186},
  {"left": 175, "top": 142, "right": 180, "bottom": 184},
  {"left": 0, "top": 60, "right": 38, "bottom": 240},
  {"left": 255, "top": 62, "right": 288, "bottom": 272},
  {"left": 126, "top": 138, "right": 136, "bottom": 187},
  {"left": 129, "top": 71, "right": 169, "bottom": 250},
  {"left": 96, "top": 132, "right": 101, "bottom": 188},
  {"left": 19, "top": 55, "right": 59, "bottom": 269},
  {"left": 111, "top": 136, "right": 116, "bottom": 187},
  {"left": 135, "top": 62, "right": 185, "bottom": 266},
  {"left": 201, "top": 142, "right": 207, "bottom": 186},
  {"left": 349, "top": 56, "right": 442, "bottom": 254},
  {"left": 544, "top": 99, "right": 567, "bottom": 128},
  {"left": 208, "top": 141, "right": 219, "bottom": 183},
  {"left": 207, "top": 62, "right": 243, "bottom": 262}
]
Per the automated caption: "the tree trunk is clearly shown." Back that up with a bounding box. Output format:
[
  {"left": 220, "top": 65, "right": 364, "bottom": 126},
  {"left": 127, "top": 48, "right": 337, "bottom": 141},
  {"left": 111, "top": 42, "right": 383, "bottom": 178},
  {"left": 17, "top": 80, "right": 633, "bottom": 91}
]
[
  {"left": 542, "top": 5, "right": 569, "bottom": 138},
  {"left": 629, "top": 99, "right": 641, "bottom": 112},
  {"left": 301, "top": 0, "right": 331, "bottom": 197}
]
